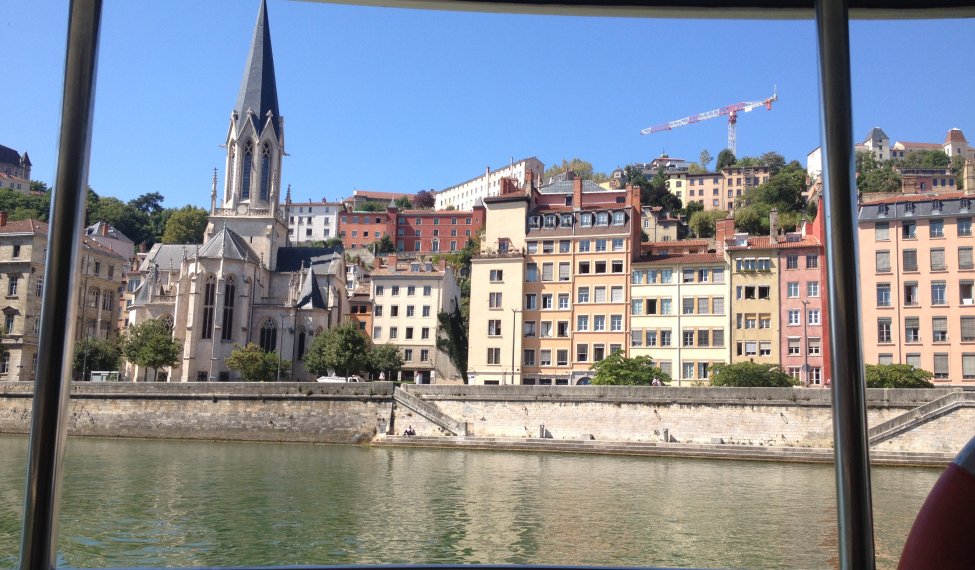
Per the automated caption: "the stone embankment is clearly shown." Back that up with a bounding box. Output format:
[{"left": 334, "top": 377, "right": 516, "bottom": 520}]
[{"left": 2, "top": 382, "right": 971, "bottom": 464}]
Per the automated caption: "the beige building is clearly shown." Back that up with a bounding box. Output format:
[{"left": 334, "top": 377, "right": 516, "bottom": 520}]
[
  {"left": 435, "top": 157, "right": 544, "bottom": 212},
  {"left": 725, "top": 233, "right": 781, "bottom": 365},
  {"left": 630, "top": 250, "right": 730, "bottom": 385},
  {"left": 369, "top": 258, "right": 460, "bottom": 383},
  {"left": 0, "top": 215, "right": 126, "bottom": 382}
]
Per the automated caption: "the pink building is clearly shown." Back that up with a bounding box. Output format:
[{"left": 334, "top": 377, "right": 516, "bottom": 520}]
[
  {"left": 777, "top": 230, "right": 827, "bottom": 387},
  {"left": 859, "top": 191, "right": 975, "bottom": 384}
]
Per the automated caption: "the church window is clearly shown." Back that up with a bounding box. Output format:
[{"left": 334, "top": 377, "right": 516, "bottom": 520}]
[
  {"left": 297, "top": 329, "right": 306, "bottom": 359},
  {"left": 201, "top": 275, "right": 215, "bottom": 340},
  {"left": 259, "top": 318, "right": 277, "bottom": 353},
  {"left": 221, "top": 276, "right": 236, "bottom": 341},
  {"left": 260, "top": 142, "right": 271, "bottom": 201},
  {"left": 159, "top": 314, "right": 174, "bottom": 331},
  {"left": 242, "top": 142, "right": 253, "bottom": 200},
  {"left": 228, "top": 143, "right": 236, "bottom": 198}
]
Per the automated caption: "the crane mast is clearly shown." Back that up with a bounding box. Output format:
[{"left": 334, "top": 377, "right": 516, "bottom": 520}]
[{"left": 640, "top": 87, "right": 778, "bottom": 156}]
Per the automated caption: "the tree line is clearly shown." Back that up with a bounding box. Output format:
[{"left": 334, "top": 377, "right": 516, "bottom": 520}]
[{"left": 6, "top": 183, "right": 210, "bottom": 248}]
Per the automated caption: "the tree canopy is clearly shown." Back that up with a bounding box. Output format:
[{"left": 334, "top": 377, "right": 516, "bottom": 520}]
[
  {"left": 368, "top": 343, "right": 405, "bottom": 381},
  {"left": 225, "top": 343, "right": 291, "bottom": 382},
  {"left": 395, "top": 195, "right": 413, "bottom": 209},
  {"left": 543, "top": 158, "right": 609, "bottom": 182},
  {"left": 121, "top": 318, "right": 183, "bottom": 381},
  {"left": 589, "top": 351, "right": 670, "bottom": 385},
  {"left": 437, "top": 305, "right": 468, "bottom": 383},
  {"left": 162, "top": 205, "right": 209, "bottom": 244},
  {"left": 710, "top": 362, "right": 797, "bottom": 387},
  {"left": 856, "top": 151, "right": 902, "bottom": 194},
  {"left": 864, "top": 364, "right": 934, "bottom": 388},
  {"left": 689, "top": 210, "right": 729, "bottom": 238},
  {"left": 716, "top": 149, "right": 736, "bottom": 170},
  {"left": 73, "top": 337, "right": 121, "bottom": 381},
  {"left": 734, "top": 161, "right": 808, "bottom": 235},
  {"left": 304, "top": 321, "right": 370, "bottom": 378},
  {"left": 623, "top": 165, "right": 681, "bottom": 213},
  {"left": 412, "top": 190, "right": 436, "bottom": 209}
]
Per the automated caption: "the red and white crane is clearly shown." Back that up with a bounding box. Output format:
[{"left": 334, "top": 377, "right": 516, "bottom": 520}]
[{"left": 640, "top": 87, "right": 778, "bottom": 156}]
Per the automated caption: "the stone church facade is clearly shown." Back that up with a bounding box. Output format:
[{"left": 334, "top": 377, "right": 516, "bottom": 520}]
[{"left": 127, "top": 0, "right": 348, "bottom": 382}]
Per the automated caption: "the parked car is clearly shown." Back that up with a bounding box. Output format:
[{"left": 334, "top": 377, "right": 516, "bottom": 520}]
[{"left": 316, "top": 375, "right": 363, "bottom": 383}]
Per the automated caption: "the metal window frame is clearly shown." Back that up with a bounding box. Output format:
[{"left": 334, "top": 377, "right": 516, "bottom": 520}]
[{"left": 22, "top": 1, "right": 975, "bottom": 569}]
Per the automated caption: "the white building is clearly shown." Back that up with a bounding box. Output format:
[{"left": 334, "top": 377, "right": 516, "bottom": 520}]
[
  {"left": 369, "top": 258, "right": 461, "bottom": 384},
  {"left": 435, "top": 157, "right": 544, "bottom": 211},
  {"left": 285, "top": 198, "right": 342, "bottom": 244}
]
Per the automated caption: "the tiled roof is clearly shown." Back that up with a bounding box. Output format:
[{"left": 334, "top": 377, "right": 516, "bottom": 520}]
[
  {"left": 82, "top": 236, "right": 127, "bottom": 260},
  {"left": 197, "top": 226, "right": 260, "bottom": 264},
  {"left": 643, "top": 239, "right": 708, "bottom": 247},
  {"left": 773, "top": 236, "right": 822, "bottom": 249},
  {"left": 945, "top": 129, "right": 968, "bottom": 144},
  {"left": 275, "top": 247, "right": 343, "bottom": 273},
  {"left": 861, "top": 191, "right": 966, "bottom": 205},
  {"left": 0, "top": 144, "right": 23, "bottom": 165},
  {"left": 352, "top": 190, "right": 411, "bottom": 200},
  {"left": 896, "top": 141, "right": 942, "bottom": 150},
  {"left": 640, "top": 253, "right": 724, "bottom": 265},
  {"left": 0, "top": 219, "right": 45, "bottom": 234},
  {"left": 726, "top": 236, "right": 774, "bottom": 250}
]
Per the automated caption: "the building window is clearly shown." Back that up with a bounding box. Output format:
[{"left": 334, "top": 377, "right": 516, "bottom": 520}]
[
  {"left": 808, "top": 309, "right": 821, "bottom": 326},
  {"left": 959, "top": 218, "right": 972, "bottom": 237},
  {"left": 877, "top": 283, "right": 891, "bottom": 307},
  {"left": 904, "top": 282, "right": 919, "bottom": 306},
  {"left": 788, "top": 337, "right": 801, "bottom": 355},
  {"left": 524, "top": 350, "right": 536, "bottom": 367},
  {"left": 487, "top": 348, "right": 501, "bottom": 365},
  {"left": 932, "top": 282, "right": 947, "bottom": 305},
  {"left": 540, "top": 350, "right": 552, "bottom": 366},
  {"left": 576, "top": 344, "right": 589, "bottom": 362},
  {"left": 787, "top": 282, "right": 799, "bottom": 298},
  {"left": 12, "top": 245, "right": 20, "bottom": 259},
  {"left": 259, "top": 319, "right": 277, "bottom": 352},
  {"left": 489, "top": 292, "right": 503, "bottom": 308},
  {"left": 7, "top": 277, "right": 18, "bottom": 297},
  {"left": 903, "top": 222, "right": 916, "bottom": 239},
  {"left": 960, "top": 247, "right": 974, "bottom": 270},
  {"left": 933, "top": 317, "right": 949, "bottom": 342},
  {"left": 934, "top": 353, "right": 949, "bottom": 379},
  {"left": 931, "top": 248, "right": 947, "bottom": 271},
  {"left": 963, "top": 353, "right": 975, "bottom": 379},
  {"left": 221, "top": 276, "right": 236, "bottom": 341},
  {"left": 489, "top": 270, "right": 503, "bottom": 282},
  {"left": 905, "top": 317, "right": 921, "bottom": 343},
  {"left": 876, "top": 251, "right": 891, "bottom": 273},
  {"left": 786, "top": 255, "right": 799, "bottom": 269},
  {"left": 201, "top": 275, "right": 215, "bottom": 339},
  {"left": 875, "top": 222, "right": 889, "bottom": 241}
]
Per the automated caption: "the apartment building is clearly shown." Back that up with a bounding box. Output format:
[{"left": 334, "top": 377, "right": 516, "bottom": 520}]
[
  {"left": 630, "top": 245, "right": 729, "bottom": 385},
  {"left": 285, "top": 200, "right": 342, "bottom": 245},
  {"left": 724, "top": 230, "right": 781, "bottom": 365},
  {"left": 468, "top": 177, "right": 641, "bottom": 385},
  {"left": 0, "top": 145, "right": 31, "bottom": 193},
  {"left": 435, "top": 158, "right": 544, "bottom": 211},
  {"left": 686, "top": 173, "right": 726, "bottom": 211},
  {"left": 338, "top": 207, "right": 396, "bottom": 250},
  {"left": 370, "top": 258, "right": 460, "bottom": 383},
  {"left": 0, "top": 215, "right": 126, "bottom": 381},
  {"left": 671, "top": 166, "right": 769, "bottom": 210},
  {"left": 776, "top": 233, "right": 828, "bottom": 386},
  {"left": 393, "top": 208, "right": 484, "bottom": 254},
  {"left": 859, "top": 191, "right": 975, "bottom": 384}
]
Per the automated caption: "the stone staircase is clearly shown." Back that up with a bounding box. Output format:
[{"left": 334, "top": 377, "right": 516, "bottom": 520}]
[
  {"left": 393, "top": 387, "right": 467, "bottom": 436},
  {"left": 868, "top": 391, "right": 975, "bottom": 447}
]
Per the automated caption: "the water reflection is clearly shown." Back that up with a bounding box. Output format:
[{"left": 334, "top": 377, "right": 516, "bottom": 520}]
[{"left": 0, "top": 435, "right": 939, "bottom": 569}]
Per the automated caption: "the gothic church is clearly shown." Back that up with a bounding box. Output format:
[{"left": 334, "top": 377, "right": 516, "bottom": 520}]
[{"left": 128, "top": 0, "right": 348, "bottom": 381}]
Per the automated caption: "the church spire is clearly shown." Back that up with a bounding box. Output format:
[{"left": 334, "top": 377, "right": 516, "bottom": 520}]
[{"left": 235, "top": 0, "right": 280, "bottom": 137}]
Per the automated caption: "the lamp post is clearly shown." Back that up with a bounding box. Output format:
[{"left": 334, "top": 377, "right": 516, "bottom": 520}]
[
  {"left": 801, "top": 299, "right": 810, "bottom": 387},
  {"left": 510, "top": 307, "right": 521, "bottom": 386}
]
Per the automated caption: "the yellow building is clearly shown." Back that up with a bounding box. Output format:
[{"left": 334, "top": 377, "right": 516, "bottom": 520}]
[{"left": 725, "top": 234, "right": 781, "bottom": 364}]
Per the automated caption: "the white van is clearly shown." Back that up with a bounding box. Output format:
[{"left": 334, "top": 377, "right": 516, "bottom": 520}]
[{"left": 316, "top": 375, "right": 363, "bottom": 383}]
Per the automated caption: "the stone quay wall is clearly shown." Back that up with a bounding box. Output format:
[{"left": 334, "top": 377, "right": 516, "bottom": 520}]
[
  {"left": 1, "top": 382, "right": 971, "bottom": 455},
  {"left": 400, "top": 386, "right": 968, "bottom": 453},
  {"left": 0, "top": 382, "right": 394, "bottom": 444}
]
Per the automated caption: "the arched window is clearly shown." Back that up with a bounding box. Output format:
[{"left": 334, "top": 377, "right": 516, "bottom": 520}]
[
  {"left": 221, "top": 275, "right": 236, "bottom": 341},
  {"left": 260, "top": 142, "right": 271, "bottom": 201},
  {"left": 241, "top": 141, "right": 253, "bottom": 200},
  {"left": 201, "top": 275, "right": 215, "bottom": 340},
  {"left": 159, "top": 314, "right": 174, "bottom": 331},
  {"left": 227, "top": 143, "right": 236, "bottom": 200},
  {"left": 297, "top": 329, "right": 307, "bottom": 359},
  {"left": 259, "top": 318, "right": 277, "bottom": 353}
]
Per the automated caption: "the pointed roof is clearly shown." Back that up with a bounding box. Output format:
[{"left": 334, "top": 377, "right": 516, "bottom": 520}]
[
  {"left": 235, "top": 0, "right": 280, "bottom": 137},
  {"left": 197, "top": 226, "right": 260, "bottom": 263},
  {"left": 945, "top": 128, "right": 968, "bottom": 145},
  {"left": 863, "top": 127, "right": 888, "bottom": 143},
  {"left": 296, "top": 269, "right": 327, "bottom": 309}
]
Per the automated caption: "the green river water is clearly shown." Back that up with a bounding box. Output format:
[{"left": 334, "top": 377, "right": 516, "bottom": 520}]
[{"left": 0, "top": 435, "right": 940, "bottom": 569}]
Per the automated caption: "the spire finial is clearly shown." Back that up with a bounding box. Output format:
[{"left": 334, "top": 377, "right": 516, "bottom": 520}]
[{"left": 234, "top": 0, "right": 280, "bottom": 137}]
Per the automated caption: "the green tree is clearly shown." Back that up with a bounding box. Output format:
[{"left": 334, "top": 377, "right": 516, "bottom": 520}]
[
  {"left": 543, "top": 158, "right": 608, "bottom": 182},
  {"left": 162, "top": 205, "right": 209, "bottom": 244},
  {"left": 437, "top": 305, "right": 469, "bottom": 383},
  {"left": 759, "top": 151, "right": 787, "bottom": 175},
  {"left": 0, "top": 188, "right": 50, "bottom": 221},
  {"left": 357, "top": 201, "right": 387, "bottom": 213},
  {"left": 951, "top": 154, "right": 967, "bottom": 191},
  {"left": 716, "top": 149, "right": 736, "bottom": 170},
  {"left": 689, "top": 210, "right": 729, "bottom": 238},
  {"left": 73, "top": 337, "right": 121, "bottom": 381},
  {"left": 699, "top": 149, "right": 713, "bottom": 169},
  {"left": 865, "top": 364, "right": 934, "bottom": 388},
  {"left": 323, "top": 237, "right": 344, "bottom": 248},
  {"left": 304, "top": 321, "right": 370, "bottom": 378},
  {"left": 710, "top": 362, "right": 796, "bottom": 387},
  {"left": 88, "top": 196, "right": 152, "bottom": 247},
  {"left": 395, "top": 195, "right": 413, "bottom": 209},
  {"left": 225, "top": 343, "right": 291, "bottom": 382},
  {"left": 30, "top": 180, "right": 50, "bottom": 194},
  {"left": 624, "top": 165, "right": 681, "bottom": 212},
  {"left": 369, "top": 234, "right": 395, "bottom": 254},
  {"left": 682, "top": 200, "right": 704, "bottom": 219},
  {"left": 590, "top": 351, "right": 669, "bottom": 386},
  {"left": 120, "top": 318, "right": 183, "bottom": 382},
  {"left": 899, "top": 149, "right": 950, "bottom": 169},
  {"left": 129, "top": 192, "right": 165, "bottom": 216},
  {"left": 857, "top": 165, "right": 902, "bottom": 194},
  {"left": 369, "top": 343, "right": 404, "bottom": 381}
]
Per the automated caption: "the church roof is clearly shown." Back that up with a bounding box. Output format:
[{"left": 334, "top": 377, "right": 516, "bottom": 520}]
[
  {"left": 197, "top": 226, "right": 260, "bottom": 263},
  {"left": 86, "top": 221, "right": 134, "bottom": 243},
  {"left": 275, "top": 246, "right": 343, "bottom": 275},
  {"left": 235, "top": 0, "right": 280, "bottom": 137},
  {"left": 139, "top": 244, "right": 190, "bottom": 272},
  {"left": 296, "top": 269, "right": 327, "bottom": 309}
]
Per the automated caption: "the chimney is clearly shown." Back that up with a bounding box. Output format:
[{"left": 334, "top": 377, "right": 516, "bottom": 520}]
[
  {"left": 139, "top": 242, "right": 146, "bottom": 253},
  {"left": 965, "top": 160, "right": 975, "bottom": 195},
  {"left": 769, "top": 208, "right": 779, "bottom": 244},
  {"left": 714, "top": 213, "right": 735, "bottom": 253},
  {"left": 572, "top": 177, "right": 583, "bottom": 209},
  {"left": 0, "top": 211, "right": 6, "bottom": 227},
  {"left": 101, "top": 222, "right": 109, "bottom": 236}
]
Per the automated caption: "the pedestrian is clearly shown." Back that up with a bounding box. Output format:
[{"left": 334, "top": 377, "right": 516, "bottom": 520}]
[{"left": 652, "top": 378, "right": 662, "bottom": 386}]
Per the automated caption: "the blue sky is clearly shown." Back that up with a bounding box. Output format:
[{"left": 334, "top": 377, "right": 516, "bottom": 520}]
[{"left": 6, "top": 1, "right": 975, "bottom": 209}]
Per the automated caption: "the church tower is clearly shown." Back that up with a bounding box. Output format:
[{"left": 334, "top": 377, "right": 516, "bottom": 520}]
[{"left": 209, "top": 0, "right": 288, "bottom": 267}]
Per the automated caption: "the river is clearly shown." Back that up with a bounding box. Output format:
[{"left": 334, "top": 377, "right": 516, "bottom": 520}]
[{"left": 0, "top": 435, "right": 940, "bottom": 569}]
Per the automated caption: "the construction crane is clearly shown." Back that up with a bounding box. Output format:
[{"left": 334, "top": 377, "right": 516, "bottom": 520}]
[{"left": 640, "top": 87, "right": 779, "bottom": 156}]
